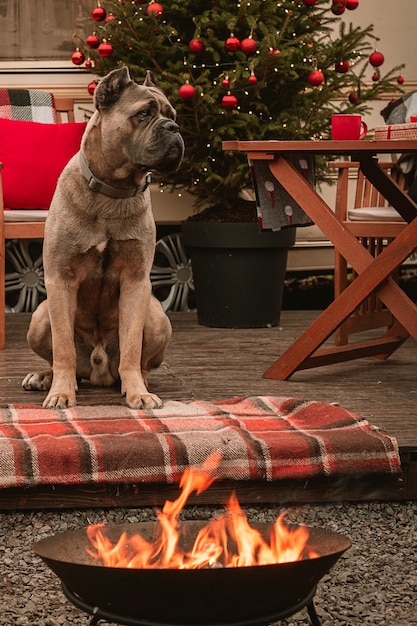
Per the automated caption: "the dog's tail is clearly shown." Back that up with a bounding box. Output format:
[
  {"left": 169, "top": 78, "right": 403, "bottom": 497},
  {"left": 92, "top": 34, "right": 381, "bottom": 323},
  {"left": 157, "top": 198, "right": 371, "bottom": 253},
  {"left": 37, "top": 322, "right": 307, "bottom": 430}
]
[{"left": 90, "top": 345, "right": 117, "bottom": 387}]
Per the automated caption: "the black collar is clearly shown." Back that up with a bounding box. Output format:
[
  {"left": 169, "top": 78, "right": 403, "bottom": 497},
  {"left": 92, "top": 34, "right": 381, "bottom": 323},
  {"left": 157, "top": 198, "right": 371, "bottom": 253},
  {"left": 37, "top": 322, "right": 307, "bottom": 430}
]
[{"left": 79, "top": 151, "right": 151, "bottom": 198}]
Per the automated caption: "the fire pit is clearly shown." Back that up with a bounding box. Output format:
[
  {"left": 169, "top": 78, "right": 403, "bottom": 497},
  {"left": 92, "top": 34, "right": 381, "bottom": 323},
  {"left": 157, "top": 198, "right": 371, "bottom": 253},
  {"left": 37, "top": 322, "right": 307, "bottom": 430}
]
[
  {"left": 34, "top": 520, "right": 350, "bottom": 626},
  {"left": 33, "top": 455, "right": 351, "bottom": 625}
]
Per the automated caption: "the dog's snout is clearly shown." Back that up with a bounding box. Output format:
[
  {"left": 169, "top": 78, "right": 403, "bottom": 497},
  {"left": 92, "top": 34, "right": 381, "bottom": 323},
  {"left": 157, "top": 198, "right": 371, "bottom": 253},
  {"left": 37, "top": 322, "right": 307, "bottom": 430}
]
[{"left": 162, "top": 120, "right": 180, "bottom": 133}]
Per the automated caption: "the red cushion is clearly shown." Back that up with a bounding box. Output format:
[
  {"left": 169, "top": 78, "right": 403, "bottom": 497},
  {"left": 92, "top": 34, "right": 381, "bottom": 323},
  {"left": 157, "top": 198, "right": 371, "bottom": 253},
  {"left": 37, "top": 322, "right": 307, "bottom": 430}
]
[{"left": 0, "top": 118, "right": 87, "bottom": 209}]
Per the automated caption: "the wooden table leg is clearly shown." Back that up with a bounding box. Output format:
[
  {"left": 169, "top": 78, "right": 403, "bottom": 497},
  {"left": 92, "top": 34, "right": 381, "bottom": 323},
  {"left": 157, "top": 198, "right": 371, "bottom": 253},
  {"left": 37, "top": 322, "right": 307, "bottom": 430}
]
[{"left": 262, "top": 157, "right": 417, "bottom": 380}]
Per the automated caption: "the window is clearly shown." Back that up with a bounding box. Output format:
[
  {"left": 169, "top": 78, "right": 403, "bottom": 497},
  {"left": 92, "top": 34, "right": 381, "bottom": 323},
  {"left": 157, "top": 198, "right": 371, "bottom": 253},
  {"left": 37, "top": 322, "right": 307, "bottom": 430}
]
[{"left": 0, "top": 0, "right": 91, "bottom": 67}]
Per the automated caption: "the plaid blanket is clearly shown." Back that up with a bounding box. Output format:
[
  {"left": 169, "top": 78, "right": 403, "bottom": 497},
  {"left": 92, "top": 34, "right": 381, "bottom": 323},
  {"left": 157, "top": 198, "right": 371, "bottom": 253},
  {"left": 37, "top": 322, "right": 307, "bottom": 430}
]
[
  {"left": 0, "top": 397, "right": 401, "bottom": 488},
  {"left": 0, "top": 89, "right": 57, "bottom": 123}
]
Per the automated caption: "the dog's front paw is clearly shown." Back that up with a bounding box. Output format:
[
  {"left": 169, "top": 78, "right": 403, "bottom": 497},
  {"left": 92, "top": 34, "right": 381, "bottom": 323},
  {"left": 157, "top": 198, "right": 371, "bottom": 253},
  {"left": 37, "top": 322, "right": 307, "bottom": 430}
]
[
  {"left": 124, "top": 392, "right": 163, "bottom": 410},
  {"left": 42, "top": 390, "right": 77, "bottom": 409},
  {"left": 22, "top": 370, "right": 53, "bottom": 391}
]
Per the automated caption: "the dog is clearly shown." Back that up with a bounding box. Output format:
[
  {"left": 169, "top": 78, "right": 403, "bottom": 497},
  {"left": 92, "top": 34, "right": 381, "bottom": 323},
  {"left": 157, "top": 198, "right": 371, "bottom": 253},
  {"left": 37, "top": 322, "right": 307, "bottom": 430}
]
[{"left": 22, "top": 67, "right": 184, "bottom": 409}]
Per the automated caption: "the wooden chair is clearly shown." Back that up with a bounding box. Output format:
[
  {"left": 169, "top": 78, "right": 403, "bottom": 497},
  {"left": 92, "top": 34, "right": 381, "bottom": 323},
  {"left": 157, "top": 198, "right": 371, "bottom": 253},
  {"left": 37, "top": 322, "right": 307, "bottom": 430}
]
[
  {"left": 329, "top": 161, "right": 411, "bottom": 346},
  {"left": 0, "top": 93, "right": 77, "bottom": 349}
]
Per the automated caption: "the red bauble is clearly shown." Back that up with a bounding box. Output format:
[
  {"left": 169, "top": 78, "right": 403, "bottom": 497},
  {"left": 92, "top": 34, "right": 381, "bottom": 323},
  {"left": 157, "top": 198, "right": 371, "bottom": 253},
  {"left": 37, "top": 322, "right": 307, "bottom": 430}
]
[
  {"left": 369, "top": 51, "right": 385, "bottom": 67},
  {"left": 221, "top": 77, "right": 230, "bottom": 89},
  {"left": 335, "top": 60, "right": 350, "bottom": 73},
  {"left": 189, "top": 38, "right": 205, "bottom": 53},
  {"left": 221, "top": 93, "right": 238, "bottom": 109},
  {"left": 331, "top": 3, "right": 346, "bottom": 15},
  {"left": 98, "top": 41, "right": 113, "bottom": 57},
  {"left": 85, "top": 59, "right": 93, "bottom": 70},
  {"left": 88, "top": 80, "right": 98, "bottom": 95},
  {"left": 346, "top": 0, "right": 359, "bottom": 8},
  {"left": 225, "top": 35, "right": 240, "bottom": 52},
  {"left": 302, "top": 0, "right": 317, "bottom": 5},
  {"left": 71, "top": 49, "right": 85, "bottom": 66},
  {"left": 147, "top": 2, "right": 163, "bottom": 17},
  {"left": 397, "top": 75, "right": 405, "bottom": 85},
  {"left": 348, "top": 91, "right": 359, "bottom": 104},
  {"left": 307, "top": 70, "right": 324, "bottom": 86},
  {"left": 372, "top": 72, "right": 379, "bottom": 82},
  {"left": 248, "top": 73, "right": 258, "bottom": 85},
  {"left": 86, "top": 33, "right": 100, "bottom": 49},
  {"left": 91, "top": 6, "right": 106, "bottom": 21},
  {"left": 105, "top": 13, "right": 115, "bottom": 23},
  {"left": 268, "top": 48, "right": 281, "bottom": 55},
  {"left": 179, "top": 83, "right": 196, "bottom": 100},
  {"left": 240, "top": 37, "right": 257, "bottom": 55}
]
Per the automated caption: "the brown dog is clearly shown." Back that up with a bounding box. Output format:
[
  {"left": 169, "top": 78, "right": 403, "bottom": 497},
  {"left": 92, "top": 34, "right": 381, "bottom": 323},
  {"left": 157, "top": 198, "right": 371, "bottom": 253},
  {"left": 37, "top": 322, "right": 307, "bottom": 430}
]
[{"left": 22, "top": 67, "right": 184, "bottom": 409}]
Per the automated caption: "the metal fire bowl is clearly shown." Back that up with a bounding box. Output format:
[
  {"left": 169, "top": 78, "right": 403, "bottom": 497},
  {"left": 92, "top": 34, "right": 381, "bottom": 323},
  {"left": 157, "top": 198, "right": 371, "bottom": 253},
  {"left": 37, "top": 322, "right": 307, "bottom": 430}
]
[{"left": 33, "top": 520, "right": 351, "bottom": 626}]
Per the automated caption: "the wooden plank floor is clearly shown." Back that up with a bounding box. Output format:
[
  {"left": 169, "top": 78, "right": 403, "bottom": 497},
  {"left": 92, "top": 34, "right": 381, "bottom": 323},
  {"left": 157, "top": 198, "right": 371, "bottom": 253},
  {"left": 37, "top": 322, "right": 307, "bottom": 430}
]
[{"left": 1, "top": 311, "right": 416, "bottom": 508}]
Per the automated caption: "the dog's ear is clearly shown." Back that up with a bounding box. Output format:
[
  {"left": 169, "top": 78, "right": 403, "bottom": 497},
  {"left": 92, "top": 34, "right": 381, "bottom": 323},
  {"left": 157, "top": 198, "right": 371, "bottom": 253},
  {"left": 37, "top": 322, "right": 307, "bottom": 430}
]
[
  {"left": 94, "top": 67, "right": 132, "bottom": 110},
  {"left": 143, "top": 70, "right": 159, "bottom": 89}
]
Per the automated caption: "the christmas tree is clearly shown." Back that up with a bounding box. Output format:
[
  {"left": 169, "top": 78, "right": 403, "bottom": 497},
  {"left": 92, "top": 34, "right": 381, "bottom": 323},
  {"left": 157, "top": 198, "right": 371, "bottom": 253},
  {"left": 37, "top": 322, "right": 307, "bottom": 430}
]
[{"left": 75, "top": 0, "right": 404, "bottom": 215}]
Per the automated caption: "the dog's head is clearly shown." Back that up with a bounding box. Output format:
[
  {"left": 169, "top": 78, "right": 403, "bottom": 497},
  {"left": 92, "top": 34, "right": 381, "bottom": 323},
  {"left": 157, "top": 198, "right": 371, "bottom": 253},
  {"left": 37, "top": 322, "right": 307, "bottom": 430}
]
[{"left": 94, "top": 67, "right": 184, "bottom": 174}]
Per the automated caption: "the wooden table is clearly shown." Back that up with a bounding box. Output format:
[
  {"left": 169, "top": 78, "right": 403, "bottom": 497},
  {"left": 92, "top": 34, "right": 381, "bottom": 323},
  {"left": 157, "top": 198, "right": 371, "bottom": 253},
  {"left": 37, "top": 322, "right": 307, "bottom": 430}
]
[{"left": 222, "top": 139, "right": 417, "bottom": 380}]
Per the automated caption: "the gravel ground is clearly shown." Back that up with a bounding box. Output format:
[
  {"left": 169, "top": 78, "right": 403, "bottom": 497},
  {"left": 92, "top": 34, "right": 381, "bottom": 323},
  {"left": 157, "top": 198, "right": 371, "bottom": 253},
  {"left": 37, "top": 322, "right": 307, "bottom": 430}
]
[{"left": 1, "top": 500, "right": 416, "bottom": 626}]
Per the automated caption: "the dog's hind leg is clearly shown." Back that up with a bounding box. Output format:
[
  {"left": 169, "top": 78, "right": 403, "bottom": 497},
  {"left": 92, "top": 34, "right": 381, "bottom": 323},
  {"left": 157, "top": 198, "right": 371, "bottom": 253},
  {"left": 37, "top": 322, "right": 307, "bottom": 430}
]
[{"left": 22, "top": 300, "right": 54, "bottom": 392}]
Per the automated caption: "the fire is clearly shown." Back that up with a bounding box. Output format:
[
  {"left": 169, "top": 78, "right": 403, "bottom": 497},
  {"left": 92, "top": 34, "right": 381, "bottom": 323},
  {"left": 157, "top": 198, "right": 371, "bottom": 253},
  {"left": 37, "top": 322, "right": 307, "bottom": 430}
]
[{"left": 86, "top": 452, "right": 318, "bottom": 569}]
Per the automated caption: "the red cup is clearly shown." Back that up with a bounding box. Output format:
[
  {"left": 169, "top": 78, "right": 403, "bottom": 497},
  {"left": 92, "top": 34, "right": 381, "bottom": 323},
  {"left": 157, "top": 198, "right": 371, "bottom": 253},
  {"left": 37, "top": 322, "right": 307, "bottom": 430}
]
[{"left": 331, "top": 114, "right": 368, "bottom": 140}]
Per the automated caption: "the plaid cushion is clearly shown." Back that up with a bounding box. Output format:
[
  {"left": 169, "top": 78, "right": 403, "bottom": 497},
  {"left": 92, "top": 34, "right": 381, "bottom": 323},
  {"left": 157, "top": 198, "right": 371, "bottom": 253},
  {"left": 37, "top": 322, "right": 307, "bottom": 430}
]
[
  {"left": 0, "top": 396, "right": 401, "bottom": 488},
  {"left": 0, "top": 89, "right": 57, "bottom": 123}
]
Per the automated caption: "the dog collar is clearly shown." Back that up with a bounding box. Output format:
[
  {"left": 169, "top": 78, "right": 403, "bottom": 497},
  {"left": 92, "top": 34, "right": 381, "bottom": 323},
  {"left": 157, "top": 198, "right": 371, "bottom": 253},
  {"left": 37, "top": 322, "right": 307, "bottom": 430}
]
[{"left": 79, "top": 151, "right": 151, "bottom": 198}]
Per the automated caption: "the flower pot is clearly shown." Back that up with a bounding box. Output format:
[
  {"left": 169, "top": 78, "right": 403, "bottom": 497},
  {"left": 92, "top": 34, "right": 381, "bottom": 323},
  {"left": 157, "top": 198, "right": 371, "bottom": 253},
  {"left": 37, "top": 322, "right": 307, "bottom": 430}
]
[{"left": 181, "top": 221, "right": 295, "bottom": 328}]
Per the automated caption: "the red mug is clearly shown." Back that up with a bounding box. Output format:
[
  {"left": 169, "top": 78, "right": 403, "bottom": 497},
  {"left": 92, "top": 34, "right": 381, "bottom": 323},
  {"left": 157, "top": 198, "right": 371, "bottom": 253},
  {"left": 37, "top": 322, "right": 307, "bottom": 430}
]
[{"left": 331, "top": 114, "right": 368, "bottom": 140}]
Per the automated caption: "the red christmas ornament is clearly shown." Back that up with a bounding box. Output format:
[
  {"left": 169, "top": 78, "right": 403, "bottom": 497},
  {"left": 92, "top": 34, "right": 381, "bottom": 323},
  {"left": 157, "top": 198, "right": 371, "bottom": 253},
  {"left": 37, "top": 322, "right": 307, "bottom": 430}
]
[
  {"left": 147, "top": 2, "right": 163, "bottom": 17},
  {"left": 372, "top": 72, "right": 379, "bottom": 82},
  {"left": 88, "top": 80, "right": 98, "bottom": 95},
  {"left": 307, "top": 70, "right": 324, "bottom": 86},
  {"left": 85, "top": 59, "right": 93, "bottom": 70},
  {"left": 221, "top": 77, "right": 230, "bottom": 89},
  {"left": 335, "top": 60, "right": 350, "bottom": 73},
  {"left": 189, "top": 38, "right": 205, "bottom": 53},
  {"left": 331, "top": 2, "right": 346, "bottom": 15},
  {"left": 91, "top": 6, "right": 106, "bottom": 21},
  {"left": 86, "top": 33, "right": 100, "bottom": 49},
  {"left": 71, "top": 49, "right": 85, "bottom": 66},
  {"left": 179, "top": 83, "right": 196, "bottom": 100},
  {"left": 346, "top": 0, "right": 359, "bottom": 8},
  {"left": 348, "top": 91, "right": 359, "bottom": 104},
  {"left": 225, "top": 35, "right": 240, "bottom": 52},
  {"left": 369, "top": 51, "right": 385, "bottom": 67},
  {"left": 269, "top": 48, "right": 281, "bottom": 55},
  {"left": 397, "top": 75, "right": 405, "bottom": 85},
  {"left": 248, "top": 72, "right": 257, "bottom": 85},
  {"left": 302, "top": 0, "right": 317, "bottom": 5},
  {"left": 221, "top": 93, "right": 238, "bottom": 109},
  {"left": 105, "top": 13, "right": 115, "bottom": 23},
  {"left": 98, "top": 40, "right": 113, "bottom": 57},
  {"left": 240, "top": 37, "right": 257, "bottom": 55}
]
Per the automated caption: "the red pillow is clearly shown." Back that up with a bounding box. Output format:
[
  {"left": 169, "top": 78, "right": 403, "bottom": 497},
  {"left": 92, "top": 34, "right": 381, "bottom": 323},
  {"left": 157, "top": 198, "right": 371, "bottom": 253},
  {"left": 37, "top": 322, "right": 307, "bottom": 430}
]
[{"left": 0, "top": 118, "right": 87, "bottom": 209}]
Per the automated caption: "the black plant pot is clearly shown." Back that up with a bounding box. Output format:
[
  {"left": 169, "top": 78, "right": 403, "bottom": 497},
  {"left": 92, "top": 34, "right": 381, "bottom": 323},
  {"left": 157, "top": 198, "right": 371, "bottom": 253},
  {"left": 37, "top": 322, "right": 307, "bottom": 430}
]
[{"left": 181, "top": 221, "right": 296, "bottom": 328}]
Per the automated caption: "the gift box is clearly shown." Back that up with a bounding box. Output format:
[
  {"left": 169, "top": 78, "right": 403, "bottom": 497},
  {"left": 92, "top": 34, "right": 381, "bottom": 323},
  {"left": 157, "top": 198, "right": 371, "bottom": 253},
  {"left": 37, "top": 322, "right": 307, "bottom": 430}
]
[{"left": 374, "top": 122, "right": 417, "bottom": 140}]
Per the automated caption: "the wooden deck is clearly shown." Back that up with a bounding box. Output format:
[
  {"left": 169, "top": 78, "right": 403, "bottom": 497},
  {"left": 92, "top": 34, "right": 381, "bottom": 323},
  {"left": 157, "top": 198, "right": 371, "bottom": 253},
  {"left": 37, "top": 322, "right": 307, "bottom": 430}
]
[{"left": 1, "top": 311, "right": 416, "bottom": 508}]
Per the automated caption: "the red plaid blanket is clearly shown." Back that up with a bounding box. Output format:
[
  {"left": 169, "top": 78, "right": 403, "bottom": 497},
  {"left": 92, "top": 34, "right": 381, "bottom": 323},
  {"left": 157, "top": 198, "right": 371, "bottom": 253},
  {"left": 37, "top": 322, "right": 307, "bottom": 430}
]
[
  {"left": 0, "top": 89, "right": 57, "bottom": 123},
  {"left": 0, "top": 397, "right": 401, "bottom": 488}
]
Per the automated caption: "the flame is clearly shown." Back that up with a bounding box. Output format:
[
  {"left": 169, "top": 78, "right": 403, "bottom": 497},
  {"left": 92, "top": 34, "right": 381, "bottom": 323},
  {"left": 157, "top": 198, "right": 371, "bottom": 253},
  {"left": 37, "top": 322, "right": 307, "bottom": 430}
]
[{"left": 86, "top": 452, "right": 318, "bottom": 569}]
